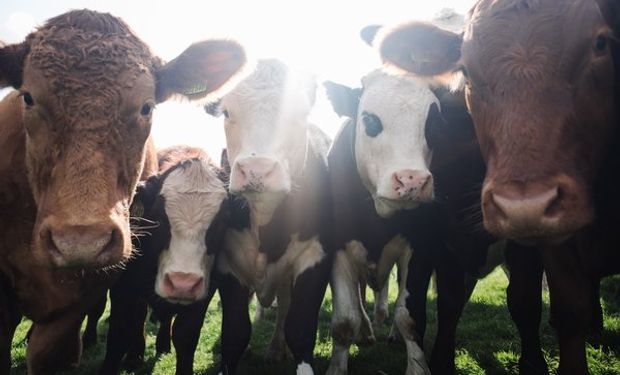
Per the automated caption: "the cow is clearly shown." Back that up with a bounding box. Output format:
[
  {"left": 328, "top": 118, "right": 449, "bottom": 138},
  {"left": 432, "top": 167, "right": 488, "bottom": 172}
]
[
  {"left": 100, "top": 146, "right": 231, "bottom": 375},
  {"left": 323, "top": 26, "right": 496, "bottom": 373},
  {"left": 204, "top": 59, "right": 333, "bottom": 375},
  {"left": 0, "top": 9, "right": 246, "bottom": 374},
  {"left": 375, "top": 0, "right": 620, "bottom": 373}
]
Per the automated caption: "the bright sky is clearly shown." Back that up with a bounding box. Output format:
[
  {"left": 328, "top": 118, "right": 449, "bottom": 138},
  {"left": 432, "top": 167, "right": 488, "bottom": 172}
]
[{"left": 0, "top": 0, "right": 475, "bottom": 162}]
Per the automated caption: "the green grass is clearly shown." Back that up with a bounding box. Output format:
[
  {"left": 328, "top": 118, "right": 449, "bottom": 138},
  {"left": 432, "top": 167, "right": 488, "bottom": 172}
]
[{"left": 9, "top": 269, "right": 620, "bottom": 374}]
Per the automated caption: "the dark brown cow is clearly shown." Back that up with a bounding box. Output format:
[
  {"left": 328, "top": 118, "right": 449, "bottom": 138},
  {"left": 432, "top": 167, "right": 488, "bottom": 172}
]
[
  {"left": 0, "top": 9, "right": 246, "bottom": 374},
  {"left": 376, "top": 1, "right": 620, "bottom": 374}
]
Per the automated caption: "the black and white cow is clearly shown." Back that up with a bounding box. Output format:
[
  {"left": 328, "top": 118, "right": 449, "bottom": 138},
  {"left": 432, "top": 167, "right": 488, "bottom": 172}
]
[
  {"left": 324, "top": 25, "right": 496, "bottom": 375},
  {"left": 100, "top": 146, "right": 230, "bottom": 375},
  {"left": 206, "top": 59, "right": 333, "bottom": 375}
]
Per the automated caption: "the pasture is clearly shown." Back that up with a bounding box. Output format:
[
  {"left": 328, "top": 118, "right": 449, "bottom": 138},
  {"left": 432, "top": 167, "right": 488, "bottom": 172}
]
[{"left": 9, "top": 269, "right": 620, "bottom": 374}]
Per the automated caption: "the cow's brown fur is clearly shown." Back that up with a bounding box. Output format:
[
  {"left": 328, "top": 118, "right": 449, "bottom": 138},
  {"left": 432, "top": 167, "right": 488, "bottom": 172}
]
[
  {"left": 376, "top": 1, "right": 620, "bottom": 374},
  {"left": 0, "top": 9, "right": 245, "bottom": 374}
]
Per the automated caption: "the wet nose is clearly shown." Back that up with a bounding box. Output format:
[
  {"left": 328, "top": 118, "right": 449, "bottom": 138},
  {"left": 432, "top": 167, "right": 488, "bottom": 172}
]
[
  {"left": 41, "top": 222, "right": 121, "bottom": 267},
  {"left": 230, "top": 156, "right": 283, "bottom": 193},
  {"left": 484, "top": 180, "right": 566, "bottom": 237},
  {"left": 162, "top": 272, "right": 205, "bottom": 301},
  {"left": 391, "top": 169, "right": 433, "bottom": 201}
]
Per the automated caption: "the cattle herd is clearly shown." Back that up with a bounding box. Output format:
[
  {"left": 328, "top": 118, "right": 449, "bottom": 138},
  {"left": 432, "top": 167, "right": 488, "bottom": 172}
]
[{"left": 0, "top": 1, "right": 618, "bottom": 374}]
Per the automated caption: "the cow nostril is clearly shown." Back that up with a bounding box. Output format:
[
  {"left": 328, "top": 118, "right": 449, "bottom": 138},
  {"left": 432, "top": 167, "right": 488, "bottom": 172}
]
[
  {"left": 489, "top": 193, "right": 508, "bottom": 220},
  {"left": 164, "top": 273, "right": 174, "bottom": 293},
  {"left": 544, "top": 187, "right": 563, "bottom": 218},
  {"left": 43, "top": 228, "right": 62, "bottom": 258}
]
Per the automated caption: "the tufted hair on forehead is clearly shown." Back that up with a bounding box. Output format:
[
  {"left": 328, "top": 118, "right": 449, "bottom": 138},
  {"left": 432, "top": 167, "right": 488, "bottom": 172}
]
[{"left": 23, "top": 9, "right": 162, "bottom": 121}]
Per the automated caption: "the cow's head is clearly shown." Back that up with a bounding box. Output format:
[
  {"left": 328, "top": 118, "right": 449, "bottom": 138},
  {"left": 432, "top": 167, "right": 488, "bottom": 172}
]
[
  {"left": 377, "top": 0, "right": 619, "bottom": 244},
  {"left": 206, "top": 59, "right": 316, "bottom": 220},
  {"left": 0, "top": 10, "right": 246, "bottom": 268},
  {"left": 324, "top": 70, "right": 437, "bottom": 218},
  {"left": 133, "top": 146, "right": 229, "bottom": 304}
]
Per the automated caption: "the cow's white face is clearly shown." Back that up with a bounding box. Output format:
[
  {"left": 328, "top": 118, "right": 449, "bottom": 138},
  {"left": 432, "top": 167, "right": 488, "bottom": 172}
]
[
  {"left": 356, "top": 70, "right": 436, "bottom": 218},
  {"left": 218, "top": 59, "right": 315, "bottom": 221},
  {"left": 154, "top": 159, "right": 227, "bottom": 304}
]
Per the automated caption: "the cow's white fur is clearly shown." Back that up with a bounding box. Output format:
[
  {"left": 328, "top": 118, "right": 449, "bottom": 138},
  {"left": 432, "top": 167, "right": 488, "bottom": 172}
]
[
  {"left": 395, "top": 289, "right": 431, "bottom": 375},
  {"left": 327, "top": 237, "right": 410, "bottom": 375},
  {"left": 296, "top": 362, "right": 314, "bottom": 375},
  {"left": 154, "top": 159, "right": 227, "bottom": 302},
  {"left": 220, "top": 59, "right": 316, "bottom": 220},
  {"left": 356, "top": 70, "right": 437, "bottom": 218}
]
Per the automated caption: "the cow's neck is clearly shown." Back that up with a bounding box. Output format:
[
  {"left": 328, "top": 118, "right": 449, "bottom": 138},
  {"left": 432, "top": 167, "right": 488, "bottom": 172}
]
[{"left": 245, "top": 191, "right": 287, "bottom": 228}]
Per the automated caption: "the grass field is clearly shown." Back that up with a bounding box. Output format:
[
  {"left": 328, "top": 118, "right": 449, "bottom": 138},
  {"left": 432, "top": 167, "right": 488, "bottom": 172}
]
[{"left": 9, "top": 269, "right": 620, "bottom": 374}]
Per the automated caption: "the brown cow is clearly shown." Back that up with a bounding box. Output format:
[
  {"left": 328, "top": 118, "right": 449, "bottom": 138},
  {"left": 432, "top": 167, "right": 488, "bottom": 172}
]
[
  {"left": 375, "top": 1, "right": 620, "bottom": 374},
  {"left": 0, "top": 9, "right": 246, "bottom": 374}
]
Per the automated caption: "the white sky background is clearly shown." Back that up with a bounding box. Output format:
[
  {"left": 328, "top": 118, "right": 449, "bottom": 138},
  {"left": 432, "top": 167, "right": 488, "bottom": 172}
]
[{"left": 0, "top": 0, "right": 475, "bottom": 163}]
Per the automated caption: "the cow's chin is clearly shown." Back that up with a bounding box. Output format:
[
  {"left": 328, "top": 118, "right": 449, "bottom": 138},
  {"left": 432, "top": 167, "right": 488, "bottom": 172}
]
[
  {"left": 484, "top": 219, "right": 582, "bottom": 247},
  {"left": 243, "top": 191, "right": 288, "bottom": 226},
  {"left": 373, "top": 197, "right": 420, "bottom": 218}
]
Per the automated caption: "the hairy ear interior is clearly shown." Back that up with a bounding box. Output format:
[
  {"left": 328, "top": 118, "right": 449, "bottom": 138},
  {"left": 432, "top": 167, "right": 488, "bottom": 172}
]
[
  {"left": 0, "top": 42, "right": 29, "bottom": 89},
  {"left": 156, "top": 39, "right": 247, "bottom": 103},
  {"left": 378, "top": 22, "right": 462, "bottom": 77}
]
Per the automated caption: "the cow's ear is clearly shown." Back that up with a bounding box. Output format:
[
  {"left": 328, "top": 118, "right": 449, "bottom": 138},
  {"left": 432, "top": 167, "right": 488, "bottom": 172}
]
[
  {"left": 360, "top": 25, "right": 382, "bottom": 46},
  {"left": 378, "top": 22, "right": 462, "bottom": 77},
  {"left": 156, "top": 40, "right": 246, "bottom": 103},
  {"left": 324, "top": 81, "right": 361, "bottom": 119},
  {"left": 0, "top": 42, "right": 29, "bottom": 89},
  {"left": 132, "top": 175, "right": 160, "bottom": 217}
]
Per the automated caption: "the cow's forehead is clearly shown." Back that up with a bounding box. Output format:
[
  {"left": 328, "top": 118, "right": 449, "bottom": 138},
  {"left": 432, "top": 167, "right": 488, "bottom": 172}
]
[{"left": 360, "top": 70, "right": 436, "bottom": 114}]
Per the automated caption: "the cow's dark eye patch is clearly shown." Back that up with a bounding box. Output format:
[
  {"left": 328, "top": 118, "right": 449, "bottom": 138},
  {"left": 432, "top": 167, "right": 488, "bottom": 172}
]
[
  {"left": 21, "top": 92, "right": 34, "bottom": 107},
  {"left": 140, "top": 103, "right": 153, "bottom": 116},
  {"left": 361, "top": 111, "right": 383, "bottom": 137},
  {"left": 595, "top": 35, "right": 608, "bottom": 53}
]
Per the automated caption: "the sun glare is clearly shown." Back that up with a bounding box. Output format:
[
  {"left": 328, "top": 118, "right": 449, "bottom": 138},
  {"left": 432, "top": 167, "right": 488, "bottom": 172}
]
[{"left": 0, "top": 0, "right": 475, "bottom": 164}]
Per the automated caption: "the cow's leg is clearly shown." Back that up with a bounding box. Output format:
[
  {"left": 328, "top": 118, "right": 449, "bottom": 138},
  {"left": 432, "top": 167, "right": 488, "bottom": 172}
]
[
  {"left": 173, "top": 297, "right": 211, "bottom": 375},
  {"left": 0, "top": 282, "right": 20, "bottom": 374},
  {"left": 27, "top": 310, "right": 84, "bottom": 374},
  {"left": 542, "top": 243, "right": 591, "bottom": 375},
  {"left": 505, "top": 242, "right": 548, "bottom": 375},
  {"left": 285, "top": 248, "right": 331, "bottom": 375},
  {"left": 388, "top": 251, "right": 409, "bottom": 343},
  {"left": 373, "top": 281, "right": 389, "bottom": 327},
  {"left": 219, "top": 273, "right": 251, "bottom": 375},
  {"left": 82, "top": 293, "right": 107, "bottom": 349},
  {"left": 399, "top": 245, "right": 433, "bottom": 375},
  {"left": 123, "top": 302, "right": 149, "bottom": 370},
  {"left": 265, "top": 284, "right": 291, "bottom": 362},
  {"left": 99, "top": 285, "right": 147, "bottom": 375},
  {"left": 429, "top": 250, "right": 468, "bottom": 375},
  {"left": 326, "top": 249, "right": 363, "bottom": 375},
  {"left": 156, "top": 310, "right": 173, "bottom": 355},
  {"left": 357, "top": 282, "right": 376, "bottom": 346}
]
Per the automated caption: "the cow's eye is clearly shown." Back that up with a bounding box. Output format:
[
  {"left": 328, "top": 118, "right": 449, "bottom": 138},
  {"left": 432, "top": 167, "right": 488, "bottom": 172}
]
[
  {"left": 140, "top": 102, "right": 154, "bottom": 116},
  {"left": 21, "top": 92, "right": 34, "bottom": 107},
  {"left": 595, "top": 35, "right": 608, "bottom": 53},
  {"left": 362, "top": 112, "right": 383, "bottom": 137},
  {"left": 222, "top": 110, "right": 230, "bottom": 119}
]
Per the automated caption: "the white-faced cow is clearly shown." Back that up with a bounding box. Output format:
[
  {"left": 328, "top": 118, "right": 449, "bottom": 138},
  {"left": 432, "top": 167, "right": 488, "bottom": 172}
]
[
  {"left": 0, "top": 9, "right": 246, "bottom": 374},
  {"left": 100, "top": 146, "right": 231, "bottom": 375},
  {"left": 376, "top": 0, "right": 620, "bottom": 374},
  {"left": 204, "top": 59, "right": 332, "bottom": 375},
  {"left": 324, "top": 22, "right": 496, "bottom": 375}
]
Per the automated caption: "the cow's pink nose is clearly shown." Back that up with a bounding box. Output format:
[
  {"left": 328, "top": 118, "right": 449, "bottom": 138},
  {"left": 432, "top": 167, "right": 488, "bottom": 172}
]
[
  {"left": 231, "top": 156, "right": 285, "bottom": 193},
  {"left": 42, "top": 222, "right": 121, "bottom": 267},
  {"left": 162, "top": 272, "right": 205, "bottom": 301},
  {"left": 391, "top": 169, "right": 433, "bottom": 201},
  {"left": 486, "top": 185, "right": 562, "bottom": 227}
]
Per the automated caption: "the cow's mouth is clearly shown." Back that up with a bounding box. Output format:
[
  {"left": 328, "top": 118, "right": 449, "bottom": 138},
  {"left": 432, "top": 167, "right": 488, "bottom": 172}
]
[{"left": 373, "top": 196, "right": 421, "bottom": 218}]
